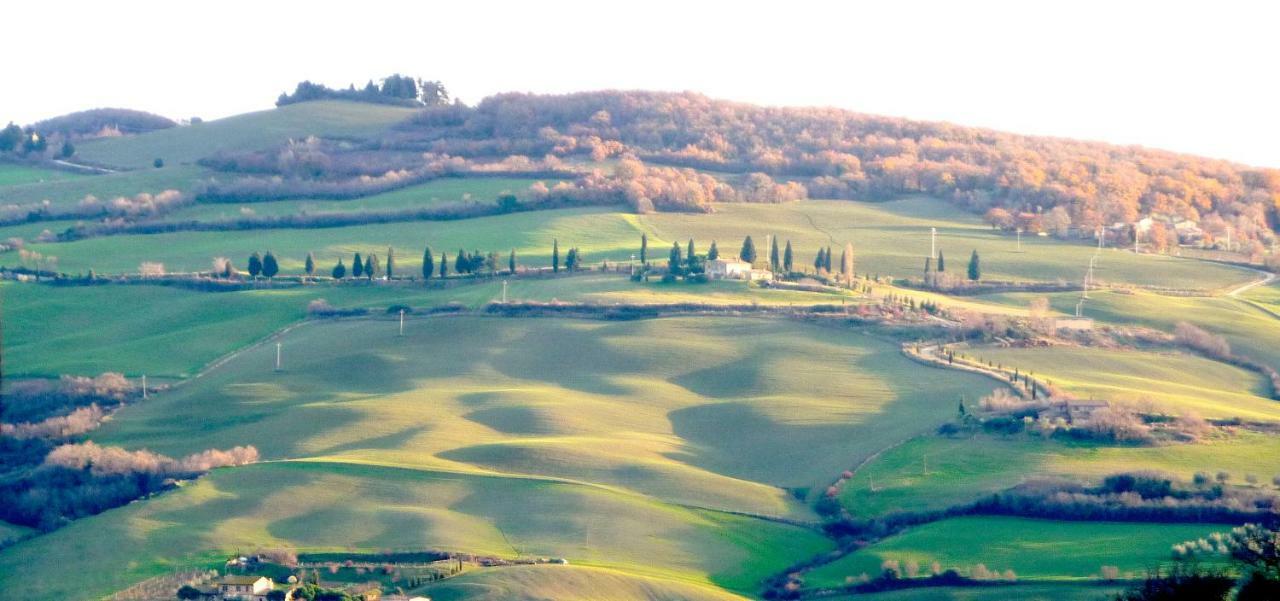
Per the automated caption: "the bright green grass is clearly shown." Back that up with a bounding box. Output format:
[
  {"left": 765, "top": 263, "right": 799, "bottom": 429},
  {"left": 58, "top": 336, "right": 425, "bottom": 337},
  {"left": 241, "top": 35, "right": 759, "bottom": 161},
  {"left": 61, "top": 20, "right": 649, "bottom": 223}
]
[
  {"left": 1, "top": 274, "right": 857, "bottom": 378},
  {"left": 0, "top": 164, "right": 82, "bottom": 187},
  {"left": 0, "top": 164, "right": 205, "bottom": 208},
  {"left": 156, "top": 177, "right": 554, "bottom": 223},
  {"left": 13, "top": 199, "right": 1252, "bottom": 291},
  {"left": 0, "top": 461, "right": 827, "bottom": 600},
  {"left": 806, "top": 516, "right": 1228, "bottom": 584},
  {"left": 420, "top": 564, "right": 748, "bottom": 601},
  {"left": 973, "top": 346, "right": 1277, "bottom": 420},
  {"left": 852, "top": 582, "right": 1123, "bottom": 601},
  {"left": 838, "top": 433, "right": 1280, "bottom": 519},
  {"left": 638, "top": 198, "right": 1252, "bottom": 290},
  {"left": 979, "top": 289, "right": 1280, "bottom": 372},
  {"left": 75, "top": 101, "right": 418, "bottom": 169}
]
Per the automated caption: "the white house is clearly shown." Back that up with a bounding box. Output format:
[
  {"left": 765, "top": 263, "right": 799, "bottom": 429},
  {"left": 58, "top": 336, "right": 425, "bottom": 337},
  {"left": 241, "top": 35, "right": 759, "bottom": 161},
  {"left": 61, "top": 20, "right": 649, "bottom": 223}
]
[
  {"left": 218, "top": 576, "right": 273, "bottom": 600},
  {"left": 706, "top": 258, "right": 771, "bottom": 281}
]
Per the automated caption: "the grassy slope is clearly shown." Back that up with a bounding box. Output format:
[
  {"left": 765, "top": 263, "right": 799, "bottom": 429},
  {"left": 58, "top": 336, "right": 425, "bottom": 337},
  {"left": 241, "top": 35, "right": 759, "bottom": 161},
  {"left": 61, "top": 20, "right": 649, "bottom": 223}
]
[
  {"left": 13, "top": 199, "right": 1251, "bottom": 289},
  {"left": 1, "top": 274, "right": 857, "bottom": 378},
  {"left": 806, "top": 516, "right": 1227, "bottom": 584},
  {"left": 0, "top": 164, "right": 206, "bottom": 208},
  {"left": 420, "top": 564, "right": 749, "bottom": 601},
  {"left": 973, "top": 346, "right": 1278, "bottom": 420},
  {"left": 0, "top": 164, "right": 82, "bottom": 187},
  {"left": 75, "top": 101, "right": 418, "bottom": 169}
]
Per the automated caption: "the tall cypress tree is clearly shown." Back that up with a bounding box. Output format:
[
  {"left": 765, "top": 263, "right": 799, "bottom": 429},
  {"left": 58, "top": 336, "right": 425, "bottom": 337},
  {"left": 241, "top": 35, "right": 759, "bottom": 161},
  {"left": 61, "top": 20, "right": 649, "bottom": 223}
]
[
  {"left": 455, "top": 249, "right": 468, "bottom": 274},
  {"left": 552, "top": 239, "right": 560, "bottom": 273},
  {"left": 352, "top": 252, "right": 364, "bottom": 278},
  {"left": 814, "top": 248, "right": 825, "bottom": 272},
  {"left": 366, "top": 254, "right": 378, "bottom": 280},
  {"left": 770, "top": 237, "right": 780, "bottom": 271},
  {"left": 937, "top": 250, "right": 946, "bottom": 272},
  {"left": 968, "top": 250, "right": 981, "bottom": 281},
  {"left": 262, "top": 251, "right": 279, "bottom": 279},
  {"left": 825, "top": 246, "right": 834, "bottom": 272},
  {"left": 439, "top": 252, "right": 449, "bottom": 277},
  {"left": 740, "top": 236, "right": 757, "bottom": 263},
  {"left": 707, "top": 241, "right": 719, "bottom": 260},
  {"left": 385, "top": 247, "right": 394, "bottom": 279},
  {"left": 304, "top": 252, "right": 315, "bottom": 277},
  {"left": 422, "top": 246, "right": 434, "bottom": 280},
  {"left": 640, "top": 233, "right": 648, "bottom": 265},
  {"left": 509, "top": 249, "right": 517, "bottom": 273},
  {"left": 566, "top": 247, "right": 579, "bottom": 271},
  {"left": 783, "top": 241, "right": 794, "bottom": 272},
  {"left": 669, "top": 241, "right": 683, "bottom": 275},
  {"left": 687, "top": 239, "right": 696, "bottom": 266},
  {"left": 248, "top": 252, "right": 263, "bottom": 278}
]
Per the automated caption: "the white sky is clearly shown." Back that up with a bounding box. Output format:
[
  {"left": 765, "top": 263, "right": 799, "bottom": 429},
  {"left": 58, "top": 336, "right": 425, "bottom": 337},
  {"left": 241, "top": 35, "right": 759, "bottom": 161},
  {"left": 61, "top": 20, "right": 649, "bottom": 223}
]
[{"left": 6, "top": 0, "right": 1278, "bottom": 167}]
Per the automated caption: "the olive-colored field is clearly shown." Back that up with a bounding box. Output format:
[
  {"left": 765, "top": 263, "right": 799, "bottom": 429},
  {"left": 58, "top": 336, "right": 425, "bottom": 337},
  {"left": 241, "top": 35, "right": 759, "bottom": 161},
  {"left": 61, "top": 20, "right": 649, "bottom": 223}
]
[
  {"left": 74, "top": 101, "right": 418, "bottom": 169},
  {"left": 421, "top": 564, "right": 749, "bottom": 601},
  {"left": 806, "top": 516, "right": 1226, "bottom": 584},
  {"left": 0, "top": 315, "right": 1003, "bottom": 599}
]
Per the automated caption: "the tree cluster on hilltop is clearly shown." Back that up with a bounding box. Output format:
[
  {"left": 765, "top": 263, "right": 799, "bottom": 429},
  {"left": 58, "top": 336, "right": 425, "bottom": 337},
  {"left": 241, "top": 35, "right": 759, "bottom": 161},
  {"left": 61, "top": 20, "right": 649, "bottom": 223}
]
[
  {"left": 396, "top": 91, "right": 1279, "bottom": 246},
  {"left": 276, "top": 74, "right": 450, "bottom": 107}
]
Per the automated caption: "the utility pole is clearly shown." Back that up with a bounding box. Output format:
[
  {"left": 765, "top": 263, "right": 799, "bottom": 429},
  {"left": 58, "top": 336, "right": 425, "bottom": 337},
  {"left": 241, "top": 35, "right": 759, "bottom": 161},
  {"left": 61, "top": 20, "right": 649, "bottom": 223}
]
[
  {"left": 1075, "top": 298, "right": 1084, "bottom": 317},
  {"left": 141, "top": 375, "right": 147, "bottom": 399},
  {"left": 399, "top": 309, "right": 405, "bottom": 336},
  {"left": 1096, "top": 228, "right": 1104, "bottom": 254},
  {"left": 930, "top": 227, "right": 936, "bottom": 259},
  {"left": 275, "top": 343, "right": 282, "bottom": 372},
  {"left": 1016, "top": 227, "right": 1022, "bottom": 252}
]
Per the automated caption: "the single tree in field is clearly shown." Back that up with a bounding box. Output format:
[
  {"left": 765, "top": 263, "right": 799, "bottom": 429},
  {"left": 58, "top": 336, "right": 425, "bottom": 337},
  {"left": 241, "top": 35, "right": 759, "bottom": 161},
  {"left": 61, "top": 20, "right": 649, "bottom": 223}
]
[
  {"left": 825, "top": 246, "right": 834, "bottom": 272},
  {"left": 304, "top": 252, "right": 315, "bottom": 278},
  {"left": 967, "top": 250, "right": 981, "bottom": 281},
  {"left": 640, "top": 233, "right": 648, "bottom": 265},
  {"left": 937, "top": 250, "right": 946, "bottom": 272},
  {"left": 707, "top": 240, "right": 719, "bottom": 260},
  {"left": 552, "top": 239, "right": 560, "bottom": 273},
  {"left": 422, "top": 246, "right": 434, "bottom": 280},
  {"left": 352, "top": 252, "right": 364, "bottom": 278},
  {"left": 385, "top": 247, "right": 395, "bottom": 279},
  {"left": 565, "top": 247, "right": 579, "bottom": 271},
  {"left": 740, "top": 236, "right": 757, "bottom": 263},
  {"left": 783, "top": 240, "right": 794, "bottom": 272},
  {"left": 455, "top": 249, "right": 468, "bottom": 274},
  {"left": 669, "top": 241, "right": 683, "bottom": 275},
  {"left": 687, "top": 239, "right": 696, "bottom": 266},
  {"left": 332, "top": 259, "right": 346, "bottom": 279},
  {"left": 509, "top": 249, "right": 517, "bottom": 273},
  {"left": 248, "top": 252, "right": 263, "bottom": 278},
  {"left": 262, "top": 251, "right": 279, "bottom": 279},
  {"left": 366, "top": 253, "right": 378, "bottom": 280},
  {"left": 814, "top": 248, "right": 826, "bottom": 273},
  {"left": 840, "top": 242, "right": 854, "bottom": 286},
  {"left": 770, "top": 236, "right": 780, "bottom": 271},
  {"left": 439, "top": 252, "right": 449, "bottom": 277}
]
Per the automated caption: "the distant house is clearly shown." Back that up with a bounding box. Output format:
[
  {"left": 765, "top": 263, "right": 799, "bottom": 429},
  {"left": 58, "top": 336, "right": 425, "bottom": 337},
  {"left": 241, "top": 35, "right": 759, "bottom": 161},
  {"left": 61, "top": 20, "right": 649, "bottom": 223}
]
[
  {"left": 706, "top": 258, "right": 771, "bottom": 281},
  {"left": 217, "top": 575, "right": 273, "bottom": 601}
]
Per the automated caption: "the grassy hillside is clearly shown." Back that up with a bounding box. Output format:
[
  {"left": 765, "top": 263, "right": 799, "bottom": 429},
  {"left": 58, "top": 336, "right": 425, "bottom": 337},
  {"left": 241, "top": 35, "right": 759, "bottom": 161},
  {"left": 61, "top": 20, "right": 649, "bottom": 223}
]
[
  {"left": 14, "top": 198, "right": 1252, "bottom": 290},
  {"left": 421, "top": 564, "right": 749, "bottom": 601},
  {"left": 0, "top": 164, "right": 206, "bottom": 209},
  {"left": 75, "top": 101, "right": 417, "bottom": 169},
  {"left": 806, "top": 516, "right": 1226, "bottom": 584},
  {"left": 0, "top": 164, "right": 82, "bottom": 187}
]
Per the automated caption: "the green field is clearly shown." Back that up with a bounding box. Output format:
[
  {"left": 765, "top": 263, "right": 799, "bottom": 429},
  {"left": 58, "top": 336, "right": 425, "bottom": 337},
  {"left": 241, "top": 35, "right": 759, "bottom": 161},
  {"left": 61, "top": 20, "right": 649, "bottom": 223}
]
[
  {"left": 0, "top": 315, "right": 1006, "bottom": 598},
  {"left": 807, "top": 516, "right": 1226, "bottom": 584},
  {"left": 972, "top": 346, "right": 1277, "bottom": 420},
  {"left": 156, "top": 176, "right": 550, "bottom": 223},
  {"left": 0, "top": 164, "right": 206, "bottom": 209},
  {"left": 421, "top": 564, "right": 749, "bottom": 600},
  {"left": 11, "top": 198, "right": 1253, "bottom": 291},
  {"left": 74, "top": 101, "right": 418, "bottom": 169},
  {"left": 0, "top": 164, "right": 82, "bottom": 187}
]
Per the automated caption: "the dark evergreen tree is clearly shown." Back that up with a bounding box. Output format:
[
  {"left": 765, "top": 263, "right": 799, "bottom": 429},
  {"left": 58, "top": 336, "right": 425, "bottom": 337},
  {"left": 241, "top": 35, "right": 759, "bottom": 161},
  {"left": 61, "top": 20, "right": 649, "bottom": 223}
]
[
  {"left": 59, "top": 141, "right": 75, "bottom": 159},
  {"left": 640, "top": 233, "right": 648, "bottom": 264},
  {"left": 825, "top": 246, "right": 834, "bottom": 272},
  {"left": 968, "top": 250, "right": 981, "bottom": 281},
  {"left": 669, "top": 241, "right": 683, "bottom": 275},
  {"left": 937, "top": 250, "right": 946, "bottom": 272},
  {"left": 770, "top": 237, "right": 780, "bottom": 271},
  {"left": 262, "top": 251, "right": 279, "bottom": 278},
  {"left": 439, "top": 253, "right": 449, "bottom": 277},
  {"left": 456, "top": 249, "right": 468, "bottom": 274},
  {"left": 332, "top": 259, "right": 346, "bottom": 279},
  {"left": 222, "top": 261, "right": 233, "bottom": 279},
  {"left": 687, "top": 239, "right": 696, "bottom": 266},
  {"left": 814, "top": 248, "right": 825, "bottom": 272},
  {"left": 385, "top": 247, "right": 394, "bottom": 279},
  {"left": 248, "top": 252, "right": 263, "bottom": 278},
  {"left": 707, "top": 240, "right": 719, "bottom": 260},
  {"left": 552, "top": 239, "right": 560, "bottom": 273},
  {"left": 739, "top": 236, "right": 757, "bottom": 263},
  {"left": 485, "top": 251, "right": 499, "bottom": 273},
  {"left": 304, "top": 252, "right": 315, "bottom": 277},
  {"left": 366, "top": 254, "right": 378, "bottom": 280},
  {"left": 422, "top": 246, "right": 434, "bottom": 280},
  {"left": 783, "top": 241, "right": 794, "bottom": 272},
  {"left": 352, "top": 252, "right": 364, "bottom": 278},
  {"left": 509, "top": 249, "right": 517, "bottom": 273},
  {"left": 565, "top": 247, "right": 579, "bottom": 271}
]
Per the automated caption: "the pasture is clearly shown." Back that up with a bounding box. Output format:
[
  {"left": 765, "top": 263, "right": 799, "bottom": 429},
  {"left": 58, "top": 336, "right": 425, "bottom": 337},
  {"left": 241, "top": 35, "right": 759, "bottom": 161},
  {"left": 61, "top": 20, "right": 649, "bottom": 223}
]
[
  {"left": 0, "top": 164, "right": 82, "bottom": 187},
  {"left": 805, "top": 516, "right": 1227, "bottom": 584},
  {"left": 74, "top": 101, "right": 418, "bottom": 169},
  {"left": 0, "top": 164, "right": 206, "bottom": 209}
]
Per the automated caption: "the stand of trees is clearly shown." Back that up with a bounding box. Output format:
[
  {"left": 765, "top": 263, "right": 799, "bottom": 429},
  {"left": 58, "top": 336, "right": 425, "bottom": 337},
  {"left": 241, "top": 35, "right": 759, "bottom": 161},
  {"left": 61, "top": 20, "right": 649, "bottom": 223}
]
[{"left": 276, "top": 74, "right": 450, "bottom": 107}]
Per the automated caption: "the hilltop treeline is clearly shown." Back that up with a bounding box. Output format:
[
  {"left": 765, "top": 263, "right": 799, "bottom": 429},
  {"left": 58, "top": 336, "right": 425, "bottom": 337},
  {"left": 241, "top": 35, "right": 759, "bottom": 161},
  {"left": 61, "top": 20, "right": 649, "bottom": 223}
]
[
  {"left": 390, "top": 91, "right": 1280, "bottom": 245},
  {"left": 276, "top": 74, "right": 450, "bottom": 107},
  {"left": 30, "top": 108, "right": 177, "bottom": 139}
]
